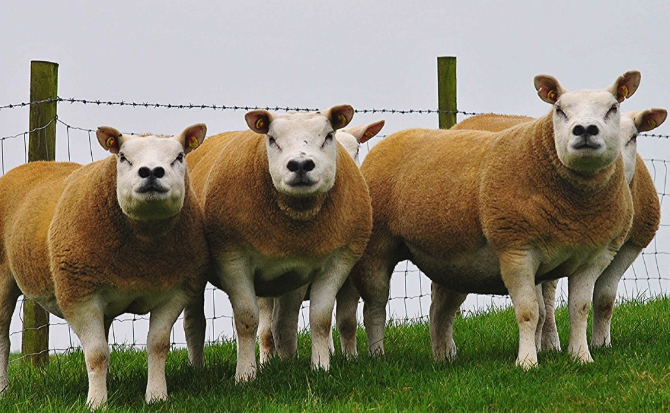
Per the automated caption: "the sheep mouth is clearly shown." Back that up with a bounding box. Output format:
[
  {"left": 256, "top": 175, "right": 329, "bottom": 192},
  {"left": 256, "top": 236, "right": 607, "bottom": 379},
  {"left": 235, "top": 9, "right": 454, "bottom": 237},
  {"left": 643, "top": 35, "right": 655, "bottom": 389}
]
[
  {"left": 571, "top": 136, "right": 602, "bottom": 150},
  {"left": 286, "top": 174, "right": 317, "bottom": 187},
  {"left": 136, "top": 182, "right": 170, "bottom": 194}
]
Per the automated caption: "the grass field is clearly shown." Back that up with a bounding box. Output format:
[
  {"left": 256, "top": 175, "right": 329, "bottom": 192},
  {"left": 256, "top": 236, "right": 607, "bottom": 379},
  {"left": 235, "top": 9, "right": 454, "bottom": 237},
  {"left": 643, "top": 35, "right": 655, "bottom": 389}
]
[{"left": 1, "top": 297, "right": 669, "bottom": 412}]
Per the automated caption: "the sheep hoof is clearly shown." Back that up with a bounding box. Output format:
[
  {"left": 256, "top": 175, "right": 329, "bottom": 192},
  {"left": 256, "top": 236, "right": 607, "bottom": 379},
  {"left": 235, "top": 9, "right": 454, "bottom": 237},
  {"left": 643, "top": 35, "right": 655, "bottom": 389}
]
[
  {"left": 515, "top": 356, "right": 538, "bottom": 370},
  {"left": 145, "top": 391, "right": 168, "bottom": 404}
]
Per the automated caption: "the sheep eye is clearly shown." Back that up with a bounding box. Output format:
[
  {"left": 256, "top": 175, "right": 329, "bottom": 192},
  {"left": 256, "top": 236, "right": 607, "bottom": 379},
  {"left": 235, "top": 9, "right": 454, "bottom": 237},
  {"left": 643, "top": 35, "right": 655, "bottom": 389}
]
[
  {"left": 606, "top": 104, "right": 618, "bottom": 118},
  {"left": 174, "top": 152, "right": 185, "bottom": 164},
  {"left": 628, "top": 133, "right": 638, "bottom": 145},
  {"left": 268, "top": 136, "right": 276, "bottom": 146},
  {"left": 555, "top": 107, "right": 567, "bottom": 119},
  {"left": 119, "top": 153, "right": 130, "bottom": 164},
  {"left": 322, "top": 132, "right": 334, "bottom": 147}
]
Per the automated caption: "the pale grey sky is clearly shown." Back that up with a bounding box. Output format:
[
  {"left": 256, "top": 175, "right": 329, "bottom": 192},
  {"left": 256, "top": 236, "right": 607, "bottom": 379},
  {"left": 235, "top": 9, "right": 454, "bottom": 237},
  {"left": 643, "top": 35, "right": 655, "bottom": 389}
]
[{"left": 2, "top": 1, "right": 669, "bottom": 350}]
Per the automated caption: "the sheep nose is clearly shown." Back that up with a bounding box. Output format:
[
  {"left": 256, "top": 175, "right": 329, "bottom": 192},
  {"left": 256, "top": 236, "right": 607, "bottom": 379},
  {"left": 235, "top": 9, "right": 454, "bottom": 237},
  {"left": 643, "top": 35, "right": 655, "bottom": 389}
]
[
  {"left": 138, "top": 166, "right": 165, "bottom": 179},
  {"left": 287, "top": 159, "right": 316, "bottom": 173},
  {"left": 572, "top": 124, "right": 599, "bottom": 137}
]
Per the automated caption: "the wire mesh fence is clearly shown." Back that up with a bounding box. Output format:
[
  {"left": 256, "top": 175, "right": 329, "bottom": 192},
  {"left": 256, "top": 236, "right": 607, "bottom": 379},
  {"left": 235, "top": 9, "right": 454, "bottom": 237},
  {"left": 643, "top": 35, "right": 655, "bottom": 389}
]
[{"left": 1, "top": 98, "right": 669, "bottom": 360}]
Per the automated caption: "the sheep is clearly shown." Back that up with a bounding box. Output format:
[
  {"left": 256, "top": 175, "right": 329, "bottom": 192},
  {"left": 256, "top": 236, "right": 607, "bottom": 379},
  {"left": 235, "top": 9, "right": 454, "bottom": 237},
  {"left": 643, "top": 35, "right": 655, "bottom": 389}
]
[
  {"left": 540, "top": 108, "right": 665, "bottom": 350},
  {"left": 183, "top": 106, "right": 373, "bottom": 381},
  {"left": 346, "top": 71, "right": 640, "bottom": 369},
  {"left": 256, "top": 119, "right": 385, "bottom": 364},
  {"left": 0, "top": 124, "right": 209, "bottom": 408},
  {"left": 434, "top": 108, "right": 665, "bottom": 357}
]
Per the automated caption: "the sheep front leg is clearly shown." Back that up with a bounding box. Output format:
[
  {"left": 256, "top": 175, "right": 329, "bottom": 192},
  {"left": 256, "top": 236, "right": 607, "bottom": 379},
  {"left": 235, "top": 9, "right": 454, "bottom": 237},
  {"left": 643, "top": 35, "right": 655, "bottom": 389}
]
[
  {"left": 540, "top": 280, "right": 561, "bottom": 352},
  {"left": 145, "top": 296, "right": 187, "bottom": 404},
  {"left": 429, "top": 283, "right": 467, "bottom": 362},
  {"left": 499, "top": 250, "right": 541, "bottom": 369},
  {"left": 592, "top": 244, "right": 640, "bottom": 348},
  {"left": 67, "top": 299, "right": 109, "bottom": 409},
  {"left": 217, "top": 254, "right": 258, "bottom": 382},
  {"left": 335, "top": 277, "right": 360, "bottom": 358},
  {"left": 0, "top": 276, "right": 20, "bottom": 394},
  {"left": 184, "top": 291, "right": 206, "bottom": 368},
  {"left": 567, "top": 251, "right": 614, "bottom": 363},
  {"left": 271, "top": 286, "right": 306, "bottom": 360},
  {"left": 308, "top": 255, "right": 356, "bottom": 371},
  {"left": 258, "top": 297, "right": 276, "bottom": 365}
]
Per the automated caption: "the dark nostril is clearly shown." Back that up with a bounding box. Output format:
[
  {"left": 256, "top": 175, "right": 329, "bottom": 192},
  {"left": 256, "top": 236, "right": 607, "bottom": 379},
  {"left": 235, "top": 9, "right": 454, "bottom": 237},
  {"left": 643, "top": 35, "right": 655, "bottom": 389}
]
[
  {"left": 287, "top": 160, "right": 300, "bottom": 172},
  {"left": 138, "top": 167, "right": 151, "bottom": 178},
  {"left": 586, "top": 125, "right": 599, "bottom": 136},
  {"left": 572, "top": 125, "right": 586, "bottom": 136},
  {"left": 287, "top": 159, "right": 316, "bottom": 173},
  {"left": 152, "top": 166, "right": 165, "bottom": 178}
]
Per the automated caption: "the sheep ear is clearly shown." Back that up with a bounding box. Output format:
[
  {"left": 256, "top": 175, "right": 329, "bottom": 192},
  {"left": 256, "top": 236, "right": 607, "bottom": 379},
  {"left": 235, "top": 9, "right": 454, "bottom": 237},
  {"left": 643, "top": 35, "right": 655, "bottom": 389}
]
[
  {"left": 245, "top": 110, "right": 274, "bottom": 134},
  {"left": 534, "top": 75, "right": 565, "bottom": 104},
  {"left": 323, "top": 105, "right": 354, "bottom": 130},
  {"left": 175, "top": 123, "right": 207, "bottom": 154},
  {"left": 634, "top": 108, "right": 667, "bottom": 132},
  {"left": 346, "top": 120, "right": 386, "bottom": 143},
  {"left": 96, "top": 126, "right": 124, "bottom": 154},
  {"left": 608, "top": 70, "right": 641, "bottom": 103}
]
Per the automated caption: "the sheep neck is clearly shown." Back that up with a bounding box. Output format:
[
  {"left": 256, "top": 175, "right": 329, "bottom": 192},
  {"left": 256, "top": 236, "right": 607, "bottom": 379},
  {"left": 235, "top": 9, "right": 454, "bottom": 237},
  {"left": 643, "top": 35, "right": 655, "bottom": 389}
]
[{"left": 275, "top": 192, "right": 326, "bottom": 222}]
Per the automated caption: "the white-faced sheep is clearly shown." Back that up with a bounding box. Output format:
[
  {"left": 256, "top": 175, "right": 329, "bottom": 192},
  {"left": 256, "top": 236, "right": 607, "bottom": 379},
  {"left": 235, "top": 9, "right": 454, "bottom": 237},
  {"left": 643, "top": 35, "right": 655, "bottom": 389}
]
[
  {"left": 539, "top": 108, "right": 665, "bottom": 350},
  {"left": 345, "top": 71, "right": 640, "bottom": 369},
  {"left": 183, "top": 107, "right": 373, "bottom": 381},
  {"left": 433, "top": 108, "right": 665, "bottom": 357},
  {"left": 0, "top": 124, "right": 209, "bottom": 408},
  {"left": 255, "top": 120, "right": 385, "bottom": 363}
]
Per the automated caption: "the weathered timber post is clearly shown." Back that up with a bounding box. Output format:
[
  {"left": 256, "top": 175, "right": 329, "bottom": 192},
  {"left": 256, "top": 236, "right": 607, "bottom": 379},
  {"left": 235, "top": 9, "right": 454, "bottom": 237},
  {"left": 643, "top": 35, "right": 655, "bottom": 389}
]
[
  {"left": 22, "top": 60, "right": 58, "bottom": 366},
  {"left": 437, "top": 56, "right": 457, "bottom": 129}
]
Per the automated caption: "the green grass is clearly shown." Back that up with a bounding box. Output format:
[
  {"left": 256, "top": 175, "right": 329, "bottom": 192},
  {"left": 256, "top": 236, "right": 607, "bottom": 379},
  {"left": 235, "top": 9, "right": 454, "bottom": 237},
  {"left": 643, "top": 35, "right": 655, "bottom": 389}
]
[{"left": 2, "top": 297, "right": 669, "bottom": 412}]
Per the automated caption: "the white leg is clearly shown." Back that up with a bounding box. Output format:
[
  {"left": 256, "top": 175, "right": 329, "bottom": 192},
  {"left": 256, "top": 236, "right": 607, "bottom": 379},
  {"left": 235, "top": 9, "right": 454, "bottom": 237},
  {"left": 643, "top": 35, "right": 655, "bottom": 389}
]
[
  {"left": 429, "top": 283, "right": 467, "bottom": 361},
  {"left": 540, "top": 280, "right": 561, "bottom": 352},
  {"left": 258, "top": 296, "right": 276, "bottom": 365},
  {"left": 499, "top": 250, "right": 541, "bottom": 369},
  {"left": 271, "top": 286, "right": 306, "bottom": 359},
  {"left": 0, "top": 274, "right": 20, "bottom": 394},
  {"left": 534, "top": 284, "right": 546, "bottom": 351},
  {"left": 217, "top": 253, "right": 258, "bottom": 382},
  {"left": 67, "top": 298, "right": 109, "bottom": 409},
  {"left": 145, "top": 295, "right": 187, "bottom": 404},
  {"left": 335, "top": 277, "right": 359, "bottom": 358},
  {"left": 308, "top": 254, "right": 357, "bottom": 370},
  {"left": 567, "top": 252, "right": 614, "bottom": 363},
  {"left": 592, "top": 244, "right": 640, "bottom": 348},
  {"left": 184, "top": 291, "right": 206, "bottom": 368}
]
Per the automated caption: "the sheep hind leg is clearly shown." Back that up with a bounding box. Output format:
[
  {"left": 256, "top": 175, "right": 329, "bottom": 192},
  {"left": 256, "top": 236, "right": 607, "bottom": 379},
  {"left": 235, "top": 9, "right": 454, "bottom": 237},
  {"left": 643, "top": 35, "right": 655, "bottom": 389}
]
[
  {"left": 183, "top": 291, "right": 206, "bottom": 368},
  {"left": 540, "top": 280, "right": 561, "bottom": 352},
  {"left": 258, "top": 297, "right": 276, "bottom": 365},
  {"left": 429, "top": 283, "right": 467, "bottom": 362},
  {"left": 592, "top": 244, "right": 640, "bottom": 348},
  {"left": 0, "top": 270, "right": 20, "bottom": 395},
  {"left": 271, "top": 286, "right": 306, "bottom": 360},
  {"left": 336, "top": 277, "right": 360, "bottom": 359}
]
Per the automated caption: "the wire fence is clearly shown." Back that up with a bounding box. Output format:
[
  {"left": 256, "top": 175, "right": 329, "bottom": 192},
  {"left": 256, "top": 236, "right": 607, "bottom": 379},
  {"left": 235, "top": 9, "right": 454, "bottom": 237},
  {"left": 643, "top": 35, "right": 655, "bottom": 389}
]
[{"left": 1, "top": 98, "right": 669, "bottom": 361}]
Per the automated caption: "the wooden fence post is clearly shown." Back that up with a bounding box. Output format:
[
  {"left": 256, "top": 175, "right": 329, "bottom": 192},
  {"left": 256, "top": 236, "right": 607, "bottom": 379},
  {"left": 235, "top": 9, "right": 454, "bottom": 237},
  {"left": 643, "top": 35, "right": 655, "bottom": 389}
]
[
  {"left": 21, "top": 60, "right": 58, "bottom": 366},
  {"left": 437, "top": 56, "right": 457, "bottom": 129}
]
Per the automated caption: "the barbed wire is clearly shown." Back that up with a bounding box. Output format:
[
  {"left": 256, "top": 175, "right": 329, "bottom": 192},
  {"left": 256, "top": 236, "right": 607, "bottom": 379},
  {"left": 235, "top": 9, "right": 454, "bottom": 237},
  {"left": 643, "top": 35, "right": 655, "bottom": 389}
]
[{"left": 0, "top": 96, "right": 479, "bottom": 115}]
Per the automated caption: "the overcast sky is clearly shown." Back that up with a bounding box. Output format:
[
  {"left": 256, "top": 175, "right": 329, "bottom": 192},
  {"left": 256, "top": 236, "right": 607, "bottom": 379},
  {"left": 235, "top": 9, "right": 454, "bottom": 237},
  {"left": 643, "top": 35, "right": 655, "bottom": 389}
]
[{"left": 2, "top": 1, "right": 669, "bottom": 349}]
